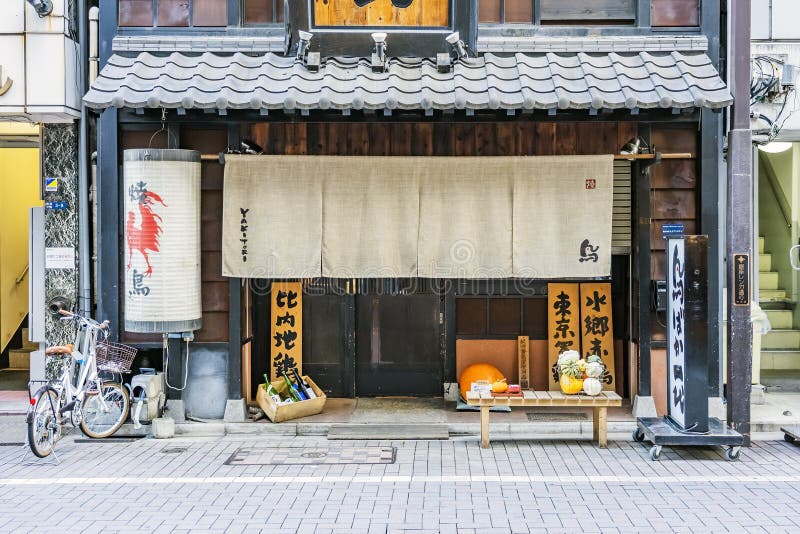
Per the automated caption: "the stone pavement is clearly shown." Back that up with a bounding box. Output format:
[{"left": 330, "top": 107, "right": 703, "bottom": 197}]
[{"left": 1, "top": 422, "right": 800, "bottom": 533}]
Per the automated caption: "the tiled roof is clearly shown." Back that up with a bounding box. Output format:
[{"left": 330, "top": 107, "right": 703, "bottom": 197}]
[{"left": 85, "top": 51, "right": 732, "bottom": 112}]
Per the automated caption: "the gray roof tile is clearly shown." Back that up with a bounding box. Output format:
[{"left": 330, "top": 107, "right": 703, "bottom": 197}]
[{"left": 85, "top": 51, "right": 732, "bottom": 112}]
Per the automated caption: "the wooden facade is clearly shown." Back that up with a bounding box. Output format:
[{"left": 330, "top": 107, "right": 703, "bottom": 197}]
[{"left": 97, "top": 0, "right": 724, "bottom": 409}]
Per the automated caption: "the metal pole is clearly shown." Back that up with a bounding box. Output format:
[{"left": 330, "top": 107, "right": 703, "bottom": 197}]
[
  {"left": 726, "top": 0, "right": 752, "bottom": 444},
  {"left": 77, "top": 0, "right": 91, "bottom": 316}
]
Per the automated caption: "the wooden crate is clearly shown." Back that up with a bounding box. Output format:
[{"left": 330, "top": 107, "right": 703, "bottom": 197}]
[{"left": 256, "top": 376, "right": 326, "bottom": 423}]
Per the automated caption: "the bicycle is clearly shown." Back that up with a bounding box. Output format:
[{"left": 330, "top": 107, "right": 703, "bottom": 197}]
[{"left": 26, "top": 310, "right": 136, "bottom": 458}]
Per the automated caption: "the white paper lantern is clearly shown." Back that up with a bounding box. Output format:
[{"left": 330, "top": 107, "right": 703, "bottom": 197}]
[{"left": 123, "top": 149, "right": 202, "bottom": 333}]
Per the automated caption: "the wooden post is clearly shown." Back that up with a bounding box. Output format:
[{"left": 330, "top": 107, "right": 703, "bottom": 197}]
[
  {"left": 594, "top": 407, "right": 608, "bottom": 448},
  {"left": 480, "top": 405, "right": 490, "bottom": 448}
]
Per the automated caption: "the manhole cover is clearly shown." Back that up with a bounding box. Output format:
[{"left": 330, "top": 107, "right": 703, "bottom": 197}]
[
  {"left": 225, "top": 446, "right": 396, "bottom": 466},
  {"left": 161, "top": 446, "right": 188, "bottom": 454},
  {"left": 526, "top": 412, "right": 588, "bottom": 422}
]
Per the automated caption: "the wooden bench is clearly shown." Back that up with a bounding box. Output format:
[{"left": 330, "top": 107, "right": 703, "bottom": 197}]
[{"left": 465, "top": 390, "right": 623, "bottom": 448}]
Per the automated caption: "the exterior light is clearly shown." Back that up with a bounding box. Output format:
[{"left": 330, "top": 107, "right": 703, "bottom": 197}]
[
  {"left": 758, "top": 142, "right": 793, "bottom": 154},
  {"left": 26, "top": 0, "right": 53, "bottom": 17},
  {"left": 371, "top": 32, "right": 388, "bottom": 73},
  {"left": 446, "top": 32, "right": 468, "bottom": 60},
  {"left": 297, "top": 30, "right": 313, "bottom": 60},
  {"left": 620, "top": 137, "right": 651, "bottom": 156}
]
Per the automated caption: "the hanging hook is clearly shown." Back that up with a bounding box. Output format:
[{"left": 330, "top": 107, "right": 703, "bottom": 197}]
[{"left": 148, "top": 108, "right": 177, "bottom": 149}]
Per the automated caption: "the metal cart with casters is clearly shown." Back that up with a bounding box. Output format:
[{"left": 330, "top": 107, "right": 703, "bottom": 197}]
[{"left": 634, "top": 417, "right": 744, "bottom": 461}]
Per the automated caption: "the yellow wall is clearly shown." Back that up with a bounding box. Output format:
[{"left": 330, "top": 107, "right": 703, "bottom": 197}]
[{"left": 0, "top": 147, "right": 42, "bottom": 351}]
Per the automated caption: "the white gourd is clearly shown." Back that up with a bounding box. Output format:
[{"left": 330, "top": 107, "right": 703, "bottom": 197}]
[
  {"left": 583, "top": 377, "right": 602, "bottom": 396},
  {"left": 585, "top": 362, "right": 603, "bottom": 378}
]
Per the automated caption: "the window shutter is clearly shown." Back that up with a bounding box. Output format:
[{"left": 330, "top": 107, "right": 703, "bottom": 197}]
[{"left": 612, "top": 160, "right": 632, "bottom": 254}]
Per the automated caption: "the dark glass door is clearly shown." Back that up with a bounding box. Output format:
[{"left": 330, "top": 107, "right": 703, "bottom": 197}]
[
  {"left": 303, "top": 295, "right": 353, "bottom": 397},
  {"left": 355, "top": 294, "right": 442, "bottom": 396}
]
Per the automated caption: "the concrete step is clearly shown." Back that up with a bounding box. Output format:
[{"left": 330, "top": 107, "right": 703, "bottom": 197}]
[
  {"left": 19, "top": 328, "right": 37, "bottom": 350},
  {"left": 761, "top": 289, "right": 788, "bottom": 302},
  {"left": 766, "top": 309, "right": 794, "bottom": 330},
  {"left": 760, "top": 350, "right": 800, "bottom": 370},
  {"left": 759, "top": 253, "right": 772, "bottom": 272},
  {"left": 7, "top": 349, "right": 33, "bottom": 369},
  {"left": 759, "top": 236, "right": 765, "bottom": 254},
  {"left": 760, "top": 299, "right": 794, "bottom": 310},
  {"left": 760, "top": 370, "right": 800, "bottom": 393},
  {"left": 762, "top": 329, "right": 800, "bottom": 350},
  {"left": 759, "top": 271, "right": 780, "bottom": 290}
]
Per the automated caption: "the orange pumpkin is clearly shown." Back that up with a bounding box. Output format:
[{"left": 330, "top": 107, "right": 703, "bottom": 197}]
[{"left": 459, "top": 363, "right": 505, "bottom": 398}]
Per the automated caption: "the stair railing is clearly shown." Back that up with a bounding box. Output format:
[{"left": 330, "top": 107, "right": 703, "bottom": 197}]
[
  {"left": 763, "top": 158, "right": 792, "bottom": 230},
  {"left": 14, "top": 264, "right": 28, "bottom": 285}
]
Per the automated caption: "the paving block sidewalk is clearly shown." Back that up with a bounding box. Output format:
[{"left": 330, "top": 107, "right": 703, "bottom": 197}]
[{"left": 2, "top": 428, "right": 800, "bottom": 533}]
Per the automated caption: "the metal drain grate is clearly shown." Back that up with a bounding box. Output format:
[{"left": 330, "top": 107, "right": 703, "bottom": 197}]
[
  {"left": 161, "top": 446, "right": 188, "bottom": 454},
  {"left": 0, "top": 442, "right": 25, "bottom": 447},
  {"left": 225, "top": 446, "right": 396, "bottom": 466},
  {"left": 526, "top": 412, "right": 588, "bottom": 422},
  {"left": 74, "top": 438, "right": 142, "bottom": 443}
]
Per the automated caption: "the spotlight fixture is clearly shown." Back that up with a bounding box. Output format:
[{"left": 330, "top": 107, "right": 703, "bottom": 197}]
[
  {"left": 26, "top": 0, "right": 53, "bottom": 17},
  {"left": 297, "top": 30, "right": 313, "bottom": 60},
  {"left": 371, "top": 32, "right": 388, "bottom": 73},
  {"left": 445, "top": 32, "right": 468, "bottom": 61},
  {"left": 620, "top": 137, "right": 651, "bottom": 157}
]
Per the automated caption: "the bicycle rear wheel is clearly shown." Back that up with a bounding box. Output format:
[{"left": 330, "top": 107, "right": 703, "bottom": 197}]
[
  {"left": 27, "top": 388, "right": 61, "bottom": 458},
  {"left": 80, "top": 382, "right": 130, "bottom": 438}
]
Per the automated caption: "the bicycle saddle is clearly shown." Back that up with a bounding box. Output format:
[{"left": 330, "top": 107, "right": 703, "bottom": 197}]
[{"left": 45, "top": 344, "right": 74, "bottom": 355}]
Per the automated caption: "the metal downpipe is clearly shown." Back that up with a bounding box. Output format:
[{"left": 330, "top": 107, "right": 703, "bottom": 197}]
[{"left": 78, "top": 0, "right": 91, "bottom": 316}]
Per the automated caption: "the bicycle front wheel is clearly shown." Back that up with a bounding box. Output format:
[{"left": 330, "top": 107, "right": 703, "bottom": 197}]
[
  {"left": 80, "top": 382, "right": 130, "bottom": 438},
  {"left": 27, "top": 388, "right": 61, "bottom": 458}
]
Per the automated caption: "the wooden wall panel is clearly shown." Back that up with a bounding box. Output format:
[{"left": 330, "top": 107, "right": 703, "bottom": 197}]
[
  {"left": 182, "top": 127, "right": 229, "bottom": 342},
  {"left": 651, "top": 190, "right": 696, "bottom": 220},
  {"left": 646, "top": 125, "right": 699, "bottom": 345},
  {"left": 554, "top": 123, "right": 577, "bottom": 155},
  {"left": 249, "top": 121, "right": 636, "bottom": 158},
  {"left": 534, "top": 123, "right": 556, "bottom": 155},
  {"left": 412, "top": 123, "right": 434, "bottom": 156},
  {"left": 650, "top": 160, "right": 696, "bottom": 189}
]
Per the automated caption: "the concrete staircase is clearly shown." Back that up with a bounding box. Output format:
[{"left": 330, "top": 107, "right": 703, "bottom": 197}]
[
  {"left": 759, "top": 237, "right": 800, "bottom": 391},
  {"left": 6, "top": 327, "right": 38, "bottom": 369}
]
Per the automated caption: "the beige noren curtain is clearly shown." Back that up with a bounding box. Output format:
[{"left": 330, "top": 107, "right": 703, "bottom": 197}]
[{"left": 222, "top": 155, "right": 613, "bottom": 279}]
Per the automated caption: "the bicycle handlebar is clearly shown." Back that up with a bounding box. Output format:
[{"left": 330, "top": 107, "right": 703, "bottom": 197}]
[{"left": 58, "top": 310, "right": 109, "bottom": 331}]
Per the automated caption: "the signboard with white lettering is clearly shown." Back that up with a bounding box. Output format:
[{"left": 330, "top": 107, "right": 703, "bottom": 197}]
[
  {"left": 666, "top": 236, "right": 686, "bottom": 428},
  {"left": 665, "top": 235, "right": 709, "bottom": 433}
]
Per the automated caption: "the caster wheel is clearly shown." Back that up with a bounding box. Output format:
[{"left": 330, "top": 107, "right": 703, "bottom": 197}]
[
  {"left": 632, "top": 429, "right": 645, "bottom": 443},
  {"left": 725, "top": 447, "right": 741, "bottom": 461},
  {"left": 785, "top": 433, "right": 796, "bottom": 443},
  {"left": 648, "top": 445, "right": 661, "bottom": 461}
]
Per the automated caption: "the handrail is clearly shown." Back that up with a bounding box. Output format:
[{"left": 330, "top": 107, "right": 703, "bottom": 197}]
[
  {"left": 15, "top": 265, "right": 28, "bottom": 285},
  {"left": 761, "top": 157, "right": 792, "bottom": 229}
]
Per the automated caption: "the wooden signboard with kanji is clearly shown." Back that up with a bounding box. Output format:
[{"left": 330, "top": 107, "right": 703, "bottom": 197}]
[
  {"left": 547, "top": 283, "right": 580, "bottom": 390},
  {"left": 314, "top": 0, "right": 449, "bottom": 27},
  {"left": 579, "top": 283, "right": 616, "bottom": 390},
  {"left": 517, "top": 336, "right": 530, "bottom": 390},
  {"left": 270, "top": 282, "right": 303, "bottom": 381}
]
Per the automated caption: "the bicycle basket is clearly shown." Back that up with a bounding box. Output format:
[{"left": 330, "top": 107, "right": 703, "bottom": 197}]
[{"left": 95, "top": 341, "right": 138, "bottom": 373}]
